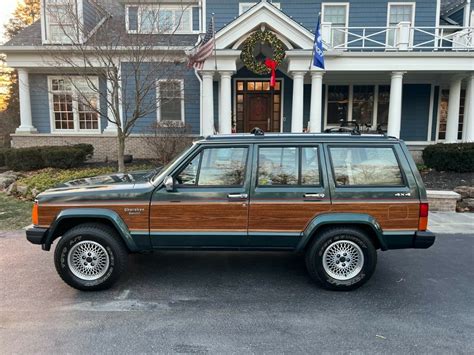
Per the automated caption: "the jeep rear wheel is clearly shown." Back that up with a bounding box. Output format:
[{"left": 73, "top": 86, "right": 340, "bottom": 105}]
[
  {"left": 305, "top": 227, "right": 377, "bottom": 291},
  {"left": 54, "top": 223, "right": 128, "bottom": 291}
]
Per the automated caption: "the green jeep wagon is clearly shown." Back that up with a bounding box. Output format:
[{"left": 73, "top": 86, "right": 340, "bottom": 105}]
[{"left": 26, "top": 132, "right": 435, "bottom": 291}]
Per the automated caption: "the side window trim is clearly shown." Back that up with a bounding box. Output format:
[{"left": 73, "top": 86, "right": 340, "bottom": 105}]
[
  {"left": 256, "top": 145, "right": 323, "bottom": 188},
  {"left": 327, "top": 144, "right": 408, "bottom": 188}
]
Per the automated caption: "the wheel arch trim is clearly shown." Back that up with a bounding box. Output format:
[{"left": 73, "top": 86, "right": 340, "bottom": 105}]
[
  {"left": 43, "top": 208, "right": 138, "bottom": 252},
  {"left": 296, "top": 213, "right": 387, "bottom": 252}
]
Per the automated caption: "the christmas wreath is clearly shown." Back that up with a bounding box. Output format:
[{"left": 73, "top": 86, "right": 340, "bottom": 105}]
[{"left": 240, "top": 30, "right": 285, "bottom": 76}]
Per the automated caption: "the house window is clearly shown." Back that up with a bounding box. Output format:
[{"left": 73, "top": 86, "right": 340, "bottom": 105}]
[
  {"left": 322, "top": 3, "right": 349, "bottom": 48},
  {"left": 50, "top": 77, "right": 100, "bottom": 132},
  {"left": 46, "top": 0, "right": 77, "bottom": 43},
  {"left": 239, "top": 2, "right": 280, "bottom": 15},
  {"left": 387, "top": 3, "right": 415, "bottom": 47},
  {"left": 326, "top": 85, "right": 391, "bottom": 130},
  {"left": 157, "top": 80, "right": 184, "bottom": 122},
  {"left": 437, "top": 89, "right": 466, "bottom": 141},
  {"left": 127, "top": 5, "right": 192, "bottom": 33}
]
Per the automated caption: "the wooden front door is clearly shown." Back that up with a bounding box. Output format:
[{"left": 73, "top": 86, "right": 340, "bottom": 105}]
[
  {"left": 235, "top": 80, "right": 282, "bottom": 133},
  {"left": 246, "top": 94, "right": 272, "bottom": 132}
]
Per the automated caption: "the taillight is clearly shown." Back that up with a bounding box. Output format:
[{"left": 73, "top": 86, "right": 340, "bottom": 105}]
[
  {"left": 418, "top": 202, "right": 429, "bottom": 231},
  {"left": 32, "top": 201, "right": 39, "bottom": 226}
]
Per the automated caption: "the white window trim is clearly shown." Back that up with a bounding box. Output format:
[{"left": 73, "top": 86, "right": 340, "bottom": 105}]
[
  {"left": 386, "top": 2, "right": 416, "bottom": 47},
  {"left": 239, "top": 2, "right": 281, "bottom": 15},
  {"left": 321, "top": 2, "right": 350, "bottom": 48},
  {"left": 156, "top": 79, "right": 185, "bottom": 123},
  {"left": 48, "top": 76, "right": 102, "bottom": 134},
  {"left": 324, "top": 84, "right": 390, "bottom": 130},
  {"left": 126, "top": 5, "right": 195, "bottom": 34}
]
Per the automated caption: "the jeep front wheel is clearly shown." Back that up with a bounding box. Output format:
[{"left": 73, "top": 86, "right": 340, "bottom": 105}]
[
  {"left": 54, "top": 223, "right": 128, "bottom": 291},
  {"left": 305, "top": 227, "right": 377, "bottom": 291}
]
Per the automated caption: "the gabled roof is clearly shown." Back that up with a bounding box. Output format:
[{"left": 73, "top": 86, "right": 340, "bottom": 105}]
[
  {"left": 215, "top": 1, "right": 314, "bottom": 50},
  {"left": 441, "top": 0, "right": 467, "bottom": 16},
  {"left": 3, "top": 21, "right": 42, "bottom": 47}
]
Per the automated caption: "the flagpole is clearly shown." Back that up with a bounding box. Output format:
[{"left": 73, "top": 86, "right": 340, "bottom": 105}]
[
  {"left": 309, "top": 12, "right": 321, "bottom": 70},
  {"left": 212, "top": 13, "right": 217, "bottom": 70}
]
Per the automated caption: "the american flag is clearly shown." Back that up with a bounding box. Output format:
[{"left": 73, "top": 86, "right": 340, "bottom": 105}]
[{"left": 187, "top": 19, "right": 215, "bottom": 70}]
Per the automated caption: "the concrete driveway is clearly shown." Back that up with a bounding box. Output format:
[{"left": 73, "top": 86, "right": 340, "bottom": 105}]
[{"left": 0, "top": 231, "right": 473, "bottom": 354}]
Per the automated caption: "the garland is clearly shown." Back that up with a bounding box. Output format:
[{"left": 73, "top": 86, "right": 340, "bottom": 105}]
[{"left": 240, "top": 30, "right": 285, "bottom": 75}]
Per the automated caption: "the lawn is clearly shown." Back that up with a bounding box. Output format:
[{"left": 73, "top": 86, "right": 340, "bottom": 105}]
[{"left": 0, "top": 193, "right": 33, "bottom": 230}]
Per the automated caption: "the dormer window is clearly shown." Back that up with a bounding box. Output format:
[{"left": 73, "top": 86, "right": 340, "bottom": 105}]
[
  {"left": 45, "top": 0, "right": 78, "bottom": 43},
  {"left": 126, "top": 5, "right": 193, "bottom": 34}
]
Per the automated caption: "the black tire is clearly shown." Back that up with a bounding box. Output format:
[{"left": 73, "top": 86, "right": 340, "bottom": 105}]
[
  {"left": 305, "top": 227, "right": 377, "bottom": 291},
  {"left": 54, "top": 223, "right": 128, "bottom": 291}
]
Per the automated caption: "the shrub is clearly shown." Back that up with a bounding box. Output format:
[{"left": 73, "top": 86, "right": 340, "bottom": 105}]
[
  {"left": 4, "top": 144, "right": 94, "bottom": 171},
  {"left": 0, "top": 148, "right": 11, "bottom": 167},
  {"left": 422, "top": 143, "right": 474, "bottom": 173},
  {"left": 4, "top": 147, "right": 45, "bottom": 171}
]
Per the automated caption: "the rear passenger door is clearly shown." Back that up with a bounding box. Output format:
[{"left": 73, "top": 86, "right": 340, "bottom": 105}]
[
  {"left": 248, "top": 144, "right": 331, "bottom": 248},
  {"left": 324, "top": 143, "right": 420, "bottom": 232}
]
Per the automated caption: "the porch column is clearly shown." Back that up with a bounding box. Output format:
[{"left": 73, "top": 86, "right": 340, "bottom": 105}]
[
  {"left": 445, "top": 76, "right": 463, "bottom": 143},
  {"left": 387, "top": 71, "right": 405, "bottom": 138},
  {"left": 103, "top": 77, "right": 118, "bottom": 134},
  {"left": 309, "top": 71, "right": 324, "bottom": 133},
  {"left": 15, "top": 69, "right": 37, "bottom": 133},
  {"left": 201, "top": 71, "right": 215, "bottom": 136},
  {"left": 463, "top": 74, "right": 474, "bottom": 142},
  {"left": 219, "top": 71, "right": 232, "bottom": 134},
  {"left": 291, "top": 71, "right": 305, "bottom": 133}
]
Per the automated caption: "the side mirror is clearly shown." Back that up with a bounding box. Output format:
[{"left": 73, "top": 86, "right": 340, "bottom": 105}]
[{"left": 164, "top": 175, "right": 175, "bottom": 192}]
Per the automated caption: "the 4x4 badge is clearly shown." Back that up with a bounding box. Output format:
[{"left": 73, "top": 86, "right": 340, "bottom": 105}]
[{"left": 394, "top": 192, "right": 411, "bottom": 197}]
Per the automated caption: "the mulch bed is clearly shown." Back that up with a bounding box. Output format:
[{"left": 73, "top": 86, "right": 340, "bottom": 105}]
[{"left": 420, "top": 170, "right": 474, "bottom": 190}]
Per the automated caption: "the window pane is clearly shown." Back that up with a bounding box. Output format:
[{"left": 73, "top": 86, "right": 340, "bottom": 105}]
[
  {"left": 78, "top": 96, "right": 99, "bottom": 130},
  {"left": 377, "top": 85, "right": 390, "bottom": 128},
  {"left": 52, "top": 93, "right": 74, "bottom": 130},
  {"left": 198, "top": 147, "right": 247, "bottom": 186},
  {"left": 327, "top": 85, "right": 349, "bottom": 125},
  {"left": 352, "top": 85, "right": 374, "bottom": 125},
  {"left": 301, "top": 147, "right": 320, "bottom": 185},
  {"left": 128, "top": 6, "right": 139, "bottom": 31},
  {"left": 330, "top": 147, "right": 403, "bottom": 186},
  {"left": 258, "top": 147, "right": 298, "bottom": 185},
  {"left": 160, "top": 81, "right": 182, "bottom": 121},
  {"left": 176, "top": 154, "right": 200, "bottom": 185},
  {"left": 323, "top": 5, "right": 347, "bottom": 25}
]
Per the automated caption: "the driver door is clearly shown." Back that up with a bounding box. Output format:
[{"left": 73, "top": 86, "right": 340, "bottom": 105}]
[{"left": 150, "top": 144, "right": 252, "bottom": 248}]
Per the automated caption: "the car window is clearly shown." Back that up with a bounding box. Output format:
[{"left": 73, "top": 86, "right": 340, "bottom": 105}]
[
  {"left": 258, "top": 147, "right": 299, "bottom": 185},
  {"left": 301, "top": 147, "right": 320, "bottom": 185},
  {"left": 198, "top": 147, "right": 248, "bottom": 186},
  {"left": 329, "top": 146, "right": 404, "bottom": 186},
  {"left": 176, "top": 154, "right": 200, "bottom": 185}
]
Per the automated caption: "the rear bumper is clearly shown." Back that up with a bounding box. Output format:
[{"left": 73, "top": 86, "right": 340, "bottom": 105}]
[
  {"left": 413, "top": 231, "right": 436, "bottom": 249},
  {"left": 383, "top": 230, "right": 435, "bottom": 250},
  {"left": 26, "top": 225, "right": 48, "bottom": 246}
]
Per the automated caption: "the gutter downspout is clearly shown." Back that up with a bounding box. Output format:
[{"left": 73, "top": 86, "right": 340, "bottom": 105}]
[{"left": 464, "top": 0, "right": 472, "bottom": 27}]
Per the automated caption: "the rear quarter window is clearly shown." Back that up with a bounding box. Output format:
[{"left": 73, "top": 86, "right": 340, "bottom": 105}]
[{"left": 329, "top": 146, "right": 404, "bottom": 186}]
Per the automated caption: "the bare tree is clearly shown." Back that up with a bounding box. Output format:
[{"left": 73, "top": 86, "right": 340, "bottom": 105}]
[{"left": 43, "top": 0, "right": 194, "bottom": 171}]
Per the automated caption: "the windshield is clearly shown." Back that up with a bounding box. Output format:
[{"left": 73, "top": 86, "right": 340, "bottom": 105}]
[{"left": 150, "top": 143, "right": 197, "bottom": 183}]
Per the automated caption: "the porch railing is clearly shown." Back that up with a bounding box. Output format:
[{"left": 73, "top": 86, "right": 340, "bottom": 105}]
[{"left": 321, "top": 23, "right": 474, "bottom": 51}]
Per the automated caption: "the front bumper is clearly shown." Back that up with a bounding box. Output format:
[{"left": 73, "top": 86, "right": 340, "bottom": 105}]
[
  {"left": 26, "top": 225, "right": 49, "bottom": 246},
  {"left": 413, "top": 230, "right": 436, "bottom": 249}
]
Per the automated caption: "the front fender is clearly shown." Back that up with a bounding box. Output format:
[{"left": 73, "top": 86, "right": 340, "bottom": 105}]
[
  {"left": 296, "top": 213, "right": 387, "bottom": 251},
  {"left": 43, "top": 208, "right": 138, "bottom": 252}
]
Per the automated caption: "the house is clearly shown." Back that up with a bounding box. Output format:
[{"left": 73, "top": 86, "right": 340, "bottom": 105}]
[{"left": 1, "top": 0, "right": 473, "bottom": 162}]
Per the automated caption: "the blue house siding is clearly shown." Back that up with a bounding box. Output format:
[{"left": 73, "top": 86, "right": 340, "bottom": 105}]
[
  {"left": 29, "top": 74, "right": 50, "bottom": 134},
  {"left": 400, "top": 84, "right": 431, "bottom": 141},
  {"left": 122, "top": 62, "right": 201, "bottom": 135},
  {"left": 192, "top": 6, "right": 200, "bottom": 31}
]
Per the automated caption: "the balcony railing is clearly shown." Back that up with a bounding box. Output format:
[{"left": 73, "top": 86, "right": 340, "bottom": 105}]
[{"left": 321, "top": 23, "right": 474, "bottom": 51}]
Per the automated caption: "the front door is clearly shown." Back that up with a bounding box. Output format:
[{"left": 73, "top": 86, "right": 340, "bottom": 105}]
[
  {"left": 150, "top": 144, "right": 252, "bottom": 248},
  {"left": 235, "top": 80, "right": 282, "bottom": 133}
]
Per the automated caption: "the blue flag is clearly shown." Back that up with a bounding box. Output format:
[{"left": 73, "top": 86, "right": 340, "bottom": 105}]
[{"left": 313, "top": 19, "right": 325, "bottom": 69}]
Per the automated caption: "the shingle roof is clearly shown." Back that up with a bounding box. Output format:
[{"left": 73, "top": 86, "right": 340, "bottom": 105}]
[
  {"left": 441, "top": 0, "right": 467, "bottom": 16},
  {"left": 2, "top": 21, "right": 43, "bottom": 46}
]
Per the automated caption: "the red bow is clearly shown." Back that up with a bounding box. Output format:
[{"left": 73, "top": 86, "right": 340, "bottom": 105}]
[{"left": 264, "top": 58, "right": 277, "bottom": 88}]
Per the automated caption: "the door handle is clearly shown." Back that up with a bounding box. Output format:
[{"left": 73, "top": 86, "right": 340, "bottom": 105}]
[
  {"left": 227, "top": 193, "right": 248, "bottom": 200},
  {"left": 304, "top": 193, "right": 325, "bottom": 199}
]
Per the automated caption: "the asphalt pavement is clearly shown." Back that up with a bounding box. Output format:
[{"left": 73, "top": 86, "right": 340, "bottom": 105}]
[{"left": 0, "top": 231, "right": 473, "bottom": 354}]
